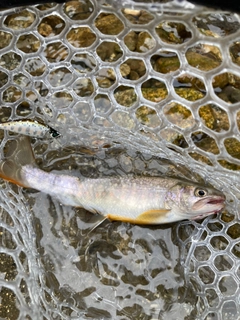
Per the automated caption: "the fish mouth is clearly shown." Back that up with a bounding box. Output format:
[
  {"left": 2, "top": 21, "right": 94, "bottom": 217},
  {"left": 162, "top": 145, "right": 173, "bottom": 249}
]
[
  {"left": 193, "top": 195, "right": 225, "bottom": 213},
  {"left": 206, "top": 197, "right": 225, "bottom": 205},
  {"left": 192, "top": 196, "right": 225, "bottom": 220},
  {"left": 197, "top": 195, "right": 225, "bottom": 205}
]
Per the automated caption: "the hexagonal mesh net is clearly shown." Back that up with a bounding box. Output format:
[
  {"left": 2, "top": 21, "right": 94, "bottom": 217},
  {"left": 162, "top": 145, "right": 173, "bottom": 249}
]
[{"left": 0, "top": 0, "right": 240, "bottom": 319}]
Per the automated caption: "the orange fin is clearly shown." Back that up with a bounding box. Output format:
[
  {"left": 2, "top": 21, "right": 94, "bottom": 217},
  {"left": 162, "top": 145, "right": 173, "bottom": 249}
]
[
  {"left": 0, "top": 136, "right": 35, "bottom": 188},
  {"left": 0, "top": 160, "right": 27, "bottom": 187},
  {"left": 107, "top": 209, "right": 170, "bottom": 225}
]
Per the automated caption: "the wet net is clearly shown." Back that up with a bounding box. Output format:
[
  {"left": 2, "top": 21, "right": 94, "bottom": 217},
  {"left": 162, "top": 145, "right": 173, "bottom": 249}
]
[{"left": 0, "top": 0, "right": 240, "bottom": 319}]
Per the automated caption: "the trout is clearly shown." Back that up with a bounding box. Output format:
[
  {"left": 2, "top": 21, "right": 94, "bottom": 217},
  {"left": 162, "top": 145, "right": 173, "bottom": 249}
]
[{"left": 0, "top": 136, "right": 225, "bottom": 224}]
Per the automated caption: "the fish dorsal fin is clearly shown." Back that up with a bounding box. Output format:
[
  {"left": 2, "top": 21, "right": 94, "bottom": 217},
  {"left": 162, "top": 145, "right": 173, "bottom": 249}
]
[{"left": 107, "top": 208, "right": 170, "bottom": 225}]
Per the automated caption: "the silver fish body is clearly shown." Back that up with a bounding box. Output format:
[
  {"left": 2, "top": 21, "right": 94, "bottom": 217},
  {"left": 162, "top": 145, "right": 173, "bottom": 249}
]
[
  {"left": 0, "top": 120, "right": 60, "bottom": 139},
  {"left": 0, "top": 136, "right": 225, "bottom": 225}
]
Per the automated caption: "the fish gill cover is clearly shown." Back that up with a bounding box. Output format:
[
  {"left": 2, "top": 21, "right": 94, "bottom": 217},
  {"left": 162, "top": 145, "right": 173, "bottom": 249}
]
[{"left": 0, "top": 0, "right": 239, "bottom": 319}]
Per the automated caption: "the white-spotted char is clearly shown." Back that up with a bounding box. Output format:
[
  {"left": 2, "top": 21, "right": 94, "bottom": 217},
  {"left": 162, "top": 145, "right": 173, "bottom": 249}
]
[
  {"left": 0, "top": 136, "right": 225, "bottom": 225},
  {"left": 0, "top": 120, "right": 60, "bottom": 139}
]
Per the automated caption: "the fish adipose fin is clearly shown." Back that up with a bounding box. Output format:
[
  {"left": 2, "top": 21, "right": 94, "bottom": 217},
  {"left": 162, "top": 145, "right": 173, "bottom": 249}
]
[
  {"left": 107, "top": 209, "right": 170, "bottom": 225},
  {"left": 0, "top": 136, "right": 35, "bottom": 187}
]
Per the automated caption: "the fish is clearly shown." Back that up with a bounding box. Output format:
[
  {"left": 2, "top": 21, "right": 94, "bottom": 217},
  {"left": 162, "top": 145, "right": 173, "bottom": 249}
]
[
  {"left": 0, "top": 136, "right": 225, "bottom": 225},
  {"left": 0, "top": 120, "right": 61, "bottom": 139}
]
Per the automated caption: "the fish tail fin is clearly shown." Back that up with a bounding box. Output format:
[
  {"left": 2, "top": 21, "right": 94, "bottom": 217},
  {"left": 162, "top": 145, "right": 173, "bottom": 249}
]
[{"left": 0, "top": 136, "right": 35, "bottom": 187}]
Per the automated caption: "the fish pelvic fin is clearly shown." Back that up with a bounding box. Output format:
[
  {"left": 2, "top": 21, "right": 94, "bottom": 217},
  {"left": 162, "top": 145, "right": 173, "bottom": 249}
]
[
  {"left": 87, "top": 216, "right": 108, "bottom": 235},
  {"left": 0, "top": 136, "right": 35, "bottom": 188},
  {"left": 107, "top": 209, "right": 171, "bottom": 225}
]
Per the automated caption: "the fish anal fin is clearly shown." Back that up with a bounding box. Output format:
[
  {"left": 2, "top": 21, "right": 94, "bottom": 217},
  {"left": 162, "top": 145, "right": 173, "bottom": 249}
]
[{"left": 107, "top": 209, "right": 170, "bottom": 225}]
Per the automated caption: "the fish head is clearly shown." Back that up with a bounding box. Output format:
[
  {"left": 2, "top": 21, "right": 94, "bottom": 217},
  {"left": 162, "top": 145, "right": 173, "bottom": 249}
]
[{"left": 166, "top": 182, "right": 225, "bottom": 220}]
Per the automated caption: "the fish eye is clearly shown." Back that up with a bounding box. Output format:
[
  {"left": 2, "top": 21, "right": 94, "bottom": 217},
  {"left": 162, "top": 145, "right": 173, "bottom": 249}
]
[
  {"left": 51, "top": 131, "right": 60, "bottom": 138},
  {"left": 194, "top": 188, "right": 208, "bottom": 197},
  {"left": 49, "top": 127, "right": 61, "bottom": 138}
]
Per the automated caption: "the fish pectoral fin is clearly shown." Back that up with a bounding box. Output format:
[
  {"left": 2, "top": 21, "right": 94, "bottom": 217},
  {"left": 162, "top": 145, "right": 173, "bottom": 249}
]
[
  {"left": 107, "top": 214, "right": 137, "bottom": 224},
  {"left": 107, "top": 209, "right": 170, "bottom": 225},
  {"left": 136, "top": 209, "right": 170, "bottom": 224}
]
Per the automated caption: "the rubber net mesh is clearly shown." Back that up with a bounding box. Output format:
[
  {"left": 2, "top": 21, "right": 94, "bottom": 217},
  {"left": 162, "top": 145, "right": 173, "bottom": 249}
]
[{"left": 0, "top": 0, "right": 240, "bottom": 319}]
